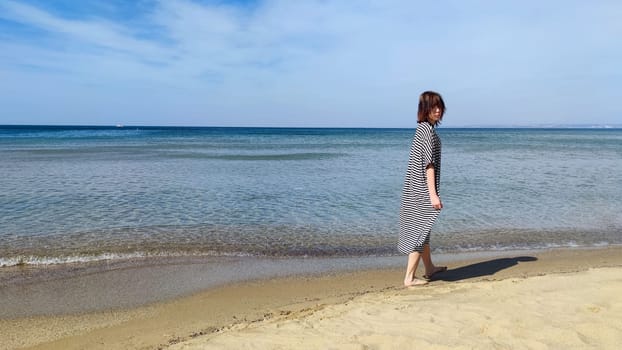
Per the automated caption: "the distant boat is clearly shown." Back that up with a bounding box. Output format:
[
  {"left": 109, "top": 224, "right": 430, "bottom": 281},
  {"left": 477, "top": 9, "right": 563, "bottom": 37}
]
[{"left": 116, "top": 124, "right": 124, "bottom": 128}]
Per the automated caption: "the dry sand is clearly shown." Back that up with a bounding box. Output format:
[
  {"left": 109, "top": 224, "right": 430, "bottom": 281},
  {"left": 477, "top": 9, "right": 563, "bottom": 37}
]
[
  {"left": 173, "top": 266, "right": 622, "bottom": 350},
  {"left": 2, "top": 247, "right": 622, "bottom": 350}
]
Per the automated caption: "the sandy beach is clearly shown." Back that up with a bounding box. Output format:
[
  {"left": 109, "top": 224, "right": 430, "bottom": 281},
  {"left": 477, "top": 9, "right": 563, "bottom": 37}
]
[{"left": 2, "top": 247, "right": 622, "bottom": 350}]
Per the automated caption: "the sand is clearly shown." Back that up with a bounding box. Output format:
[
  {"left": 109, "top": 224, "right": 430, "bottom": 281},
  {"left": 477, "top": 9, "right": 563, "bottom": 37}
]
[
  {"left": 172, "top": 267, "right": 622, "bottom": 350},
  {"left": 2, "top": 247, "right": 622, "bottom": 350}
]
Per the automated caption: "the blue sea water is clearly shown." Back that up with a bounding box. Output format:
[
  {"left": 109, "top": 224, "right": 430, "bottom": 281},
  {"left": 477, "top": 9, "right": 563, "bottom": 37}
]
[{"left": 1, "top": 125, "right": 621, "bottom": 267}]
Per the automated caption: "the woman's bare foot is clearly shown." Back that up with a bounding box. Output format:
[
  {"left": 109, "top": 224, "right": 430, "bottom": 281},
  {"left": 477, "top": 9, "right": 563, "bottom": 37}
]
[
  {"left": 423, "top": 266, "right": 447, "bottom": 280},
  {"left": 404, "top": 278, "right": 429, "bottom": 288}
]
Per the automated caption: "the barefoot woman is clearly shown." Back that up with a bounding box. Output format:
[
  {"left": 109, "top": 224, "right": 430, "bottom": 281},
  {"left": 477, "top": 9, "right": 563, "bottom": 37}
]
[{"left": 398, "top": 91, "right": 447, "bottom": 287}]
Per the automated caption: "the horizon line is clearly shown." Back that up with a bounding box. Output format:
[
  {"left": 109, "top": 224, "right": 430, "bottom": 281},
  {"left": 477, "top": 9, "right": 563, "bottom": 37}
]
[{"left": 1, "top": 123, "right": 621, "bottom": 129}]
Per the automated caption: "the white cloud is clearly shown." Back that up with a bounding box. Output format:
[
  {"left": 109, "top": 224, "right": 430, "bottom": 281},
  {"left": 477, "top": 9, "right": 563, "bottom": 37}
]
[{"left": 0, "top": 0, "right": 620, "bottom": 126}]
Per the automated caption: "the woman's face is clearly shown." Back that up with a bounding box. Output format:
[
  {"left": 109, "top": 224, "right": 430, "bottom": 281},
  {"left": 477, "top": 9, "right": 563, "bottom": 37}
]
[{"left": 429, "top": 106, "right": 442, "bottom": 124}]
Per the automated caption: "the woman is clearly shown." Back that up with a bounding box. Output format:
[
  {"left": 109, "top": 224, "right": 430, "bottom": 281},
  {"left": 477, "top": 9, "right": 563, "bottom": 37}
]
[{"left": 398, "top": 91, "right": 447, "bottom": 287}]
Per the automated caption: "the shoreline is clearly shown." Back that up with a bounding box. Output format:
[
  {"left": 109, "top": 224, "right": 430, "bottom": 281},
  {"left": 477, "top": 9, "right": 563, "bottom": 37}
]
[
  {"left": 2, "top": 246, "right": 622, "bottom": 349},
  {"left": 2, "top": 246, "right": 599, "bottom": 318},
  {"left": 0, "top": 254, "right": 406, "bottom": 318}
]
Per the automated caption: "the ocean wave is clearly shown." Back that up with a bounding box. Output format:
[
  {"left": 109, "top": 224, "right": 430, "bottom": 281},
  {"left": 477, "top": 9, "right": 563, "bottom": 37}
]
[
  {"left": 0, "top": 250, "right": 256, "bottom": 268},
  {"left": 2, "top": 240, "right": 619, "bottom": 268}
]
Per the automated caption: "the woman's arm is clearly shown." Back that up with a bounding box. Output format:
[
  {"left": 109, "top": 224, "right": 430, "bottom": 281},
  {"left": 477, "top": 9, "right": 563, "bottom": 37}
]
[{"left": 426, "top": 164, "right": 443, "bottom": 210}]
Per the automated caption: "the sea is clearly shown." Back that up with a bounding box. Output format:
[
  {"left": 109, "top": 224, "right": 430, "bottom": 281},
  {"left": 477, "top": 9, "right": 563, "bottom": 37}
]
[{"left": 1, "top": 125, "right": 621, "bottom": 268}]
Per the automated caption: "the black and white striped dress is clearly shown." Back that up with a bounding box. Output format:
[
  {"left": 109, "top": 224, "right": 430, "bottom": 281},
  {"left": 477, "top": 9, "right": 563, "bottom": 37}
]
[{"left": 398, "top": 121, "right": 442, "bottom": 254}]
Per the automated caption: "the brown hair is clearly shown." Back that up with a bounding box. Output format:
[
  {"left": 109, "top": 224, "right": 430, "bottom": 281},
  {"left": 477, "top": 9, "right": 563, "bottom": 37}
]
[{"left": 417, "top": 91, "right": 446, "bottom": 124}]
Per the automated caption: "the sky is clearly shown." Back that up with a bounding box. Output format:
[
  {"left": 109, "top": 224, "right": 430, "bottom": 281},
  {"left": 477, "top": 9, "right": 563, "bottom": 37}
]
[{"left": 0, "top": 0, "right": 620, "bottom": 127}]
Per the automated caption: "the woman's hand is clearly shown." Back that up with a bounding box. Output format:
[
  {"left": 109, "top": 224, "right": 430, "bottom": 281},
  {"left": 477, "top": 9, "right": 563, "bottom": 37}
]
[{"left": 430, "top": 194, "right": 443, "bottom": 210}]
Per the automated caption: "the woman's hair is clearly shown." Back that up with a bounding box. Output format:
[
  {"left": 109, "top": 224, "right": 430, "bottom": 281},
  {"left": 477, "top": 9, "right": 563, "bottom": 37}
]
[{"left": 417, "top": 91, "right": 446, "bottom": 124}]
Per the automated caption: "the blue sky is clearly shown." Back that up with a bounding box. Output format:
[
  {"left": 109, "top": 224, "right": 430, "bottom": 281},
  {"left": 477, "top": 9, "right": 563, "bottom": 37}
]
[{"left": 0, "top": 0, "right": 620, "bottom": 127}]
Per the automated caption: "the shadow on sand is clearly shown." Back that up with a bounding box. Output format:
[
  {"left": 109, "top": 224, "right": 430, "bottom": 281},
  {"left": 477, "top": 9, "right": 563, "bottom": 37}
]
[{"left": 431, "top": 256, "right": 538, "bottom": 282}]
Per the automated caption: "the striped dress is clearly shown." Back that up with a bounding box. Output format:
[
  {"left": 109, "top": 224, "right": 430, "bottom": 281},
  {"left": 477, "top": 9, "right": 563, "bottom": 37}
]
[{"left": 398, "top": 121, "right": 442, "bottom": 254}]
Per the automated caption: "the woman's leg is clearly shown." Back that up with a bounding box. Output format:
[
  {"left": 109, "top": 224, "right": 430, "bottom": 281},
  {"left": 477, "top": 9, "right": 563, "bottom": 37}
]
[
  {"left": 404, "top": 251, "right": 427, "bottom": 286},
  {"left": 421, "top": 244, "right": 447, "bottom": 278},
  {"left": 421, "top": 244, "right": 434, "bottom": 272}
]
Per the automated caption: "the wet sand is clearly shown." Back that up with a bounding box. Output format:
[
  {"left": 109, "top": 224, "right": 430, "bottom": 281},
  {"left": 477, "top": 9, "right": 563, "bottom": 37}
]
[{"left": 2, "top": 247, "right": 622, "bottom": 350}]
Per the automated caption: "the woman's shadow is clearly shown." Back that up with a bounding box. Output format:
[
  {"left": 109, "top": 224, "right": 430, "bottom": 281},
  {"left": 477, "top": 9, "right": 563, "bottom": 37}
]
[{"left": 431, "top": 256, "right": 537, "bottom": 282}]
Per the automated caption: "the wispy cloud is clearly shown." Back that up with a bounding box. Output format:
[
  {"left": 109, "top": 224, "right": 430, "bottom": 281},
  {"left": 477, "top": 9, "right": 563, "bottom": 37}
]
[{"left": 0, "top": 0, "right": 620, "bottom": 126}]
